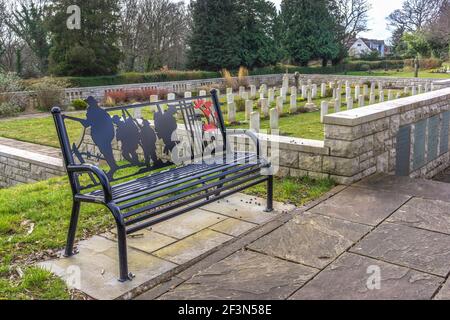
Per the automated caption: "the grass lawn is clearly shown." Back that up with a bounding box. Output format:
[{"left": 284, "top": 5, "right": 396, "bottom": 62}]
[
  {"left": 0, "top": 88, "right": 405, "bottom": 147},
  {"left": 0, "top": 173, "right": 335, "bottom": 300},
  {"left": 337, "top": 69, "right": 450, "bottom": 79}
]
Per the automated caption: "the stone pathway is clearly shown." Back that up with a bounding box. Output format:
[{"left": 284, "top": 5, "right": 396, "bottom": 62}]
[
  {"left": 39, "top": 173, "right": 450, "bottom": 300},
  {"left": 137, "top": 174, "right": 450, "bottom": 300},
  {"left": 38, "top": 193, "right": 294, "bottom": 300}
]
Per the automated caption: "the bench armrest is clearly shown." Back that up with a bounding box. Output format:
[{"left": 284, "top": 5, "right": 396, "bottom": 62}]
[
  {"left": 226, "top": 129, "right": 261, "bottom": 157},
  {"left": 67, "top": 164, "right": 113, "bottom": 203}
]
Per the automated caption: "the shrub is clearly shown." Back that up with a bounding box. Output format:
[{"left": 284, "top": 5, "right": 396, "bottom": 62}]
[
  {"left": 104, "top": 88, "right": 169, "bottom": 105},
  {"left": 0, "top": 72, "right": 27, "bottom": 111},
  {"left": 222, "top": 69, "right": 237, "bottom": 90},
  {"left": 404, "top": 58, "right": 442, "bottom": 70},
  {"left": 238, "top": 66, "right": 249, "bottom": 87},
  {"left": 235, "top": 97, "right": 246, "bottom": 112},
  {"left": 71, "top": 99, "right": 88, "bottom": 110},
  {"left": 29, "top": 77, "right": 70, "bottom": 111},
  {"left": 0, "top": 102, "right": 22, "bottom": 118}
]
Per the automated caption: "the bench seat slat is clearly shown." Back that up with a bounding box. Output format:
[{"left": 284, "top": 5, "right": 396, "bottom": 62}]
[
  {"left": 118, "top": 161, "right": 260, "bottom": 210},
  {"left": 88, "top": 153, "right": 257, "bottom": 200},
  {"left": 125, "top": 176, "right": 268, "bottom": 235},
  {"left": 123, "top": 166, "right": 263, "bottom": 222},
  {"left": 124, "top": 170, "right": 267, "bottom": 230}
]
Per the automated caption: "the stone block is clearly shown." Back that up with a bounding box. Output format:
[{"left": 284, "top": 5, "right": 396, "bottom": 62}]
[{"left": 323, "top": 156, "right": 360, "bottom": 176}]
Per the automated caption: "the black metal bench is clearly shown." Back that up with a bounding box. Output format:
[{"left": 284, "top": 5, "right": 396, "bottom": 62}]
[{"left": 52, "top": 89, "right": 273, "bottom": 282}]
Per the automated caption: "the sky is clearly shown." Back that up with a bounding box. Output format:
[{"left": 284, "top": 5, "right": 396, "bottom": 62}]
[{"left": 270, "top": 0, "right": 404, "bottom": 41}]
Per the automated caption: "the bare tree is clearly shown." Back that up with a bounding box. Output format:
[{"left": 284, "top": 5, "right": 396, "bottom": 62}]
[
  {"left": 387, "top": 0, "right": 445, "bottom": 32},
  {"left": 331, "top": 0, "right": 372, "bottom": 46},
  {"left": 118, "top": 0, "right": 189, "bottom": 72}
]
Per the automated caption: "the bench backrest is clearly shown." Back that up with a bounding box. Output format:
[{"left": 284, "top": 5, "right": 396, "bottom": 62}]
[{"left": 52, "top": 90, "right": 227, "bottom": 189}]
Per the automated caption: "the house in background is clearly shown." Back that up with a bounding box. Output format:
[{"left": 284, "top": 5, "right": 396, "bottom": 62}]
[{"left": 348, "top": 38, "right": 388, "bottom": 58}]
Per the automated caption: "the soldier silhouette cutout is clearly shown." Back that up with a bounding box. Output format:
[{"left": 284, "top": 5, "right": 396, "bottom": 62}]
[
  {"left": 75, "top": 97, "right": 118, "bottom": 177},
  {"left": 154, "top": 105, "right": 179, "bottom": 155},
  {"left": 140, "top": 119, "right": 160, "bottom": 167},
  {"left": 112, "top": 114, "right": 141, "bottom": 166}
]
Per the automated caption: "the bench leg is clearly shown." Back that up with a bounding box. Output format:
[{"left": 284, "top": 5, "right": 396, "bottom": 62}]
[
  {"left": 264, "top": 176, "right": 274, "bottom": 213},
  {"left": 64, "top": 200, "right": 81, "bottom": 257},
  {"left": 116, "top": 223, "right": 131, "bottom": 282}
]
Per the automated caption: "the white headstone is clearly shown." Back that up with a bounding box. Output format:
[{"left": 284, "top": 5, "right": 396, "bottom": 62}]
[
  {"left": 150, "top": 95, "right": 159, "bottom": 102},
  {"left": 250, "top": 85, "right": 256, "bottom": 98},
  {"left": 363, "top": 85, "right": 369, "bottom": 97},
  {"left": 270, "top": 108, "right": 279, "bottom": 131},
  {"left": 320, "top": 101, "right": 328, "bottom": 123},
  {"left": 388, "top": 90, "right": 394, "bottom": 101},
  {"left": 245, "top": 100, "right": 253, "bottom": 121},
  {"left": 290, "top": 86, "right": 297, "bottom": 96},
  {"left": 184, "top": 91, "right": 192, "bottom": 98},
  {"left": 359, "top": 95, "right": 364, "bottom": 108},
  {"left": 226, "top": 88, "right": 233, "bottom": 95},
  {"left": 334, "top": 98, "right": 341, "bottom": 113},
  {"left": 347, "top": 97, "right": 353, "bottom": 110},
  {"left": 290, "top": 94, "right": 297, "bottom": 114},
  {"left": 312, "top": 84, "right": 318, "bottom": 99},
  {"left": 260, "top": 98, "right": 269, "bottom": 117},
  {"left": 321, "top": 83, "right": 327, "bottom": 97},
  {"left": 227, "top": 93, "right": 234, "bottom": 104},
  {"left": 168, "top": 93, "right": 176, "bottom": 100},
  {"left": 369, "top": 92, "right": 376, "bottom": 105},
  {"left": 268, "top": 88, "right": 275, "bottom": 104},
  {"left": 250, "top": 112, "right": 260, "bottom": 132},
  {"left": 276, "top": 96, "right": 284, "bottom": 115},
  {"left": 199, "top": 90, "right": 207, "bottom": 96},
  {"left": 355, "top": 85, "right": 360, "bottom": 100},
  {"left": 301, "top": 85, "right": 307, "bottom": 99},
  {"left": 227, "top": 102, "right": 236, "bottom": 123}
]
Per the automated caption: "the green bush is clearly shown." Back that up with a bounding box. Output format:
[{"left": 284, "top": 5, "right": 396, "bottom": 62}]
[
  {"left": 66, "top": 70, "right": 220, "bottom": 88},
  {"left": 71, "top": 99, "right": 88, "bottom": 110},
  {"left": 0, "top": 102, "right": 22, "bottom": 118}
]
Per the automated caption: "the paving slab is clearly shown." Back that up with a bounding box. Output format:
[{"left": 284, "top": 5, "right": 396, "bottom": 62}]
[
  {"left": 354, "top": 174, "right": 450, "bottom": 202},
  {"left": 38, "top": 236, "right": 176, "bottom": 300},
  {"left": 248, "top": 213, "right": 371, "bottom": 269},
  {"left": 202, "top": 193, "right": 293, "bottom": 224},
  {"left": 434, "top": 278, "right": 450, "bottom": 300},
  {"left": 309, "top": 187, "right": 410, "bottom": 226},
  {"left": 351, "top": 223, "right": 450, "bottom": 277},
  {"left": 158, "top": 251, "right": 318, "bottom": 300},
  {"left": 153, "top": 229, "right": 234, "bottom": 265},
  {"left": 291, "top": 253, "right": 442, "bottom": 300},
  {"left": 209, "top": 218, "right": 258, "bottom": 237},
  {"left": 388, "top": 198, "right": 450, "bottom": 235},
  {"left": 103, "top": 230, "right": 177, "bottom": 254},
  {"left": 150, "top": 209, "right": 227, "bottom": 239}
]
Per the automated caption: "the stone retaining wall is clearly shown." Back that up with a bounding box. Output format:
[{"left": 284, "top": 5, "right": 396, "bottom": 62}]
[
  {"left": 0, "top": 144, "right": 65, "bottom": 188},
  {"left": 322, "top": 87, "right": 450, "bottom": 184}
]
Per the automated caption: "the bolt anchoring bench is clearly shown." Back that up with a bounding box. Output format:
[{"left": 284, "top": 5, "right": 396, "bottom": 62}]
[{"left": 52, "top": 89, "right": 273, "bottom": 282}]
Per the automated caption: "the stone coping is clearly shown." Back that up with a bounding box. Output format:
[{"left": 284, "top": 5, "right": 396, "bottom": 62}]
[
  {"left": 323, "top": 87, "right": 450, "bottom": 126},
  {"left": 256, "top": 133, "right": 328, "bottom": 155},
  {"left": 0, "top": 144, "right": 63, "bottom": 169}
]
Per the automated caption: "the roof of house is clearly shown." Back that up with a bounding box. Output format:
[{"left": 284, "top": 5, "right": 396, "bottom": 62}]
[{"left": 348, "top": 38, "right": 386, "bottom": 49}]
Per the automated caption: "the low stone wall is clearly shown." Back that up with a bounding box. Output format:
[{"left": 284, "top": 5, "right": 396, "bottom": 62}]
[
  {"left": 322, "top": 88, "right": 450, "bottom": 184},
  {"left": 4, "top": 73, "right": 448, "bottom": 108},
  {"left": 0, "top": 143, "right": 65, "bottom": 188}
]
